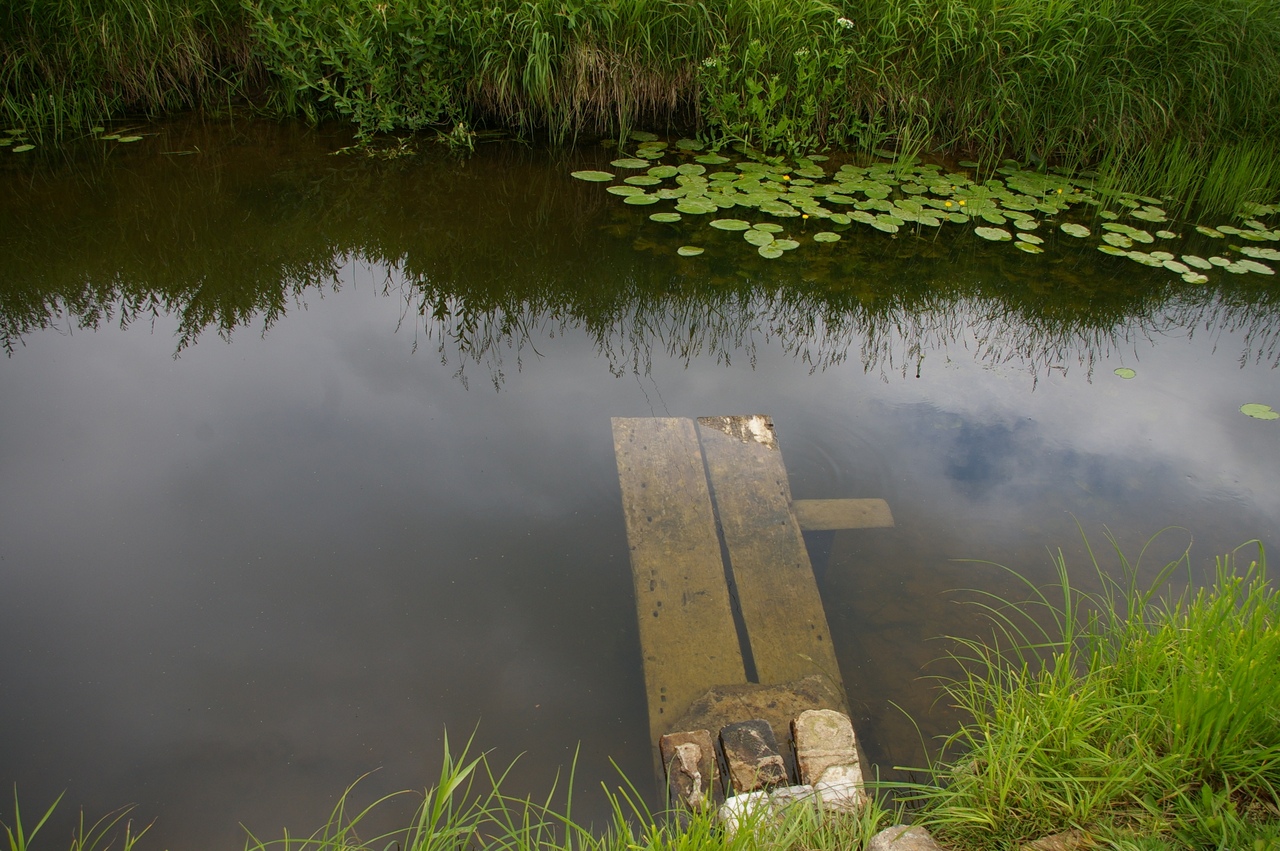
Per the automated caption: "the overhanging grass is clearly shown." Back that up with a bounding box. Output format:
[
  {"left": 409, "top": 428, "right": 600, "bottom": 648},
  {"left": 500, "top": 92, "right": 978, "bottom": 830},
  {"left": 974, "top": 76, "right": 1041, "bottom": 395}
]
[
  {"left": 5, "top": 0, "right": 1279, "bottom": 212},
  {"left": 912, "top": 534, "right": 1280, "bottom": 849}
]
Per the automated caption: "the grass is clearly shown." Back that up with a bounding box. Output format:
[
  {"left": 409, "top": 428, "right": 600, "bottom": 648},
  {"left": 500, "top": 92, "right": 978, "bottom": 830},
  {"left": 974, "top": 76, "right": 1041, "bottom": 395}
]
[
  {"left": 4, "top": 733, "right": 894, "bottom": 851},
  {"left": 4, "top": 0, "right": 1280, "bottom": 212},
  {"left": 909, "top": 532, "right": 1280, "bottom": 849}
]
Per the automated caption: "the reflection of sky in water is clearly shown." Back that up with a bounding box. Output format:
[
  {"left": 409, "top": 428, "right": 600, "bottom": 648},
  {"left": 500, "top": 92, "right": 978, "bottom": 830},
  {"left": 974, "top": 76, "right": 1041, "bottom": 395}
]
[{"left": 2, "top": 183, "right": 1279, "bottom": 846}]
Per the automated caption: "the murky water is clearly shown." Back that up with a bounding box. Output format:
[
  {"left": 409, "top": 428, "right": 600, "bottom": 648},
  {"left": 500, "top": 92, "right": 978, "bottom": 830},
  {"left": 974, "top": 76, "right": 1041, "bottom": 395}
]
[{"left": 2, "top": 117, "right": 1278, "bottom": 849}]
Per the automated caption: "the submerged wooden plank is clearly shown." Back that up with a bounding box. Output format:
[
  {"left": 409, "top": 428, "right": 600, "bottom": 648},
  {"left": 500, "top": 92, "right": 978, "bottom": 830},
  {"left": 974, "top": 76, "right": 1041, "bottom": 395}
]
[
  {"left": 696, "top": 415, "right": 843, "bottom": 688},
  {"left": 611, "top": 417, "right": 747, "bottom": 747},
  {"left": 792, "top": 498, "right": 895, "bottom": 531}
]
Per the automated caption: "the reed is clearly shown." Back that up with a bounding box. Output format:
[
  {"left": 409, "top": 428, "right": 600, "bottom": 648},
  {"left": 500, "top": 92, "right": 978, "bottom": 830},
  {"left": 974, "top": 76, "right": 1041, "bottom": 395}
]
[{"left": 909, "top": 533, "right": 1280, "bottom": 849}]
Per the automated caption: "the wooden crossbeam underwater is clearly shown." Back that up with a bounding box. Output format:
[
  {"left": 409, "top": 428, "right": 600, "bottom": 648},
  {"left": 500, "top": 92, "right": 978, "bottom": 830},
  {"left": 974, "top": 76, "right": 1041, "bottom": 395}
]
[{"left": 610, "top": 414, "right": 894, "bottom": 765}]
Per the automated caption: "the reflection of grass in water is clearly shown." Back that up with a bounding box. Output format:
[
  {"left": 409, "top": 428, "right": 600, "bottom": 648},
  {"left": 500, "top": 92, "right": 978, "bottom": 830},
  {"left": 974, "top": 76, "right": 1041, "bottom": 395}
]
[{"left": 908, "top": 532, "right": 1280, "bottom": 850}]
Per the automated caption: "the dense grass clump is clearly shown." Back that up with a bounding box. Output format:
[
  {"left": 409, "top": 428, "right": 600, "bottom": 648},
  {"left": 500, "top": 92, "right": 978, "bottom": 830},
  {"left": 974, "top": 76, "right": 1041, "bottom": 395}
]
[
  {"left": 0, "top": 0, "right": 257, "bottom": 140},
  {"left": 914, "top": 536, "right": 1280, "bottom": 849}
]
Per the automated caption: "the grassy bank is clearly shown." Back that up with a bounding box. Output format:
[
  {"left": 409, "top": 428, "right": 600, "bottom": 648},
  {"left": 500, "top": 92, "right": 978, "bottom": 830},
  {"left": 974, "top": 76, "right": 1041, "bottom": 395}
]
[
  {"left": 913, "top": 537, "right": 1280, "bottom": 849},
  {"left": 4, "top": 0, "right": 1280, "bottom": 212}
]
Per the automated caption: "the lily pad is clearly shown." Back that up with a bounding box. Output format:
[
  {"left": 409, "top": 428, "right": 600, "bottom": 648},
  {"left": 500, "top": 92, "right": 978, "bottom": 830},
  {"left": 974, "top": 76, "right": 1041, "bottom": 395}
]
[
  {"left": 973, "top": 226, "right": 1012, "bottom": 241},
  {"left": 647, "top": 165, "right": 678, "bottom": 179},
  {"left": 752, "top": 223, "right": 785, "bottom": 233},
  {"left": 1195, "top": 225, "right": 1224, "bottom": 238},
  {"left": 571, "top": 170, "right": 614, "bottom": 182},
  {"left": 675, "top": 138, "right": 705, "bottom": 151},
  {"left": 624, "top": 194, "right": 660, "bottom": 205},
  {"left": 11, "top": 144, "right": 34, "bottom": 153},
  {"left": 676, "top": 163, "right": 707, "bottom": 176},
  {"left": 696, "top": 154, "right": 730, "bottom": 165},
  {"left": 744, "top": 230, "right": 776, "bottom": 247},
  {"left": 1181, "top": 255, "right": 1212, "bottom": 270},
  {"left": 1126, "top": 251, "right": 1164, "bottom": 267},
  {"left": 677, "top": 245, "right": 704, "bottom": 256},
  {"left": 710, "top": 218, "right": 751, "bottom": 231},
  {"left": 1016, "top": 233, "right": 1044, "bottom": 245},
  {"left": 117, "top": 135, "right": 143, "bottom": 143},
  {"left": 1163, "top": 260, "right": 1191, "bottom": 274},
  {"left": 1240, "top": 403, "right": 1279, "bottom": 420},
  {"left": 813, "top": 231, "right": 841, "bottom": 243},
  {"left": 1242, "top": 246, "right": 1280, "bottom": 261},
  {"left": 1155, "top": 230, "right": 1178, "bottom": 239},
  {"left": 1181, "top": 272, "right": 1210, "bottom": 284},
  {"left": 1098, "top": 244, "right": 1128, "bottom": 256},
  {"left": 1237, "top": 258, "right": 1275, "bottom": 275},
  {"left": 624, "top": 175, "right": 662, "bottom": 186},
  {"left": 758, "top": 245, "right": 784, "bottom": 259},
  {"left": 649, "top": 212, "right": 682, "bottom": 223},
  {"left": 1114, "top": 367, "right": 1136, "bottom": 379},
  {"left": 607, "top": 185, "right": 645, "bottom": 196},
  {"left": 1015, "top": 242, "right": 1044, "bottom": 254},
  {"left": 773, "top": 239, "right": 800, "bottom": 251},
  {"left": 1060, "top": 223, "right": 1091, "bottom": 238},
  {"left": 611, "top": 158, "right": 650, "bottom": 169},
  {"left": 1209, "top": 256, "right": 1231, "bottom": 266},
  {"left": 627, "top": 130, "right": 659, "bottom": 142},
  {"left": 1102, "top": 232, "right": 1133, "bottom": 248}
]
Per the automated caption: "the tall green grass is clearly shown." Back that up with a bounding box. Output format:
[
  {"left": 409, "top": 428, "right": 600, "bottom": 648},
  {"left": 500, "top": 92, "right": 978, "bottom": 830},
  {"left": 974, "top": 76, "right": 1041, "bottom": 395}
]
[
  {"left": 0, "top": 0, "right": 256, "bottom": 140},
  {"left": 912, "top": 534, "right": 1280, "bottom": 849}
]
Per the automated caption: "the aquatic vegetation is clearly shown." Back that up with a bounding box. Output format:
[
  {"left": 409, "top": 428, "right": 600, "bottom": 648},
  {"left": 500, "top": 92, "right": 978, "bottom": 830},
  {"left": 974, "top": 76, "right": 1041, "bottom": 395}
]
[
  {"left": 571, "top": 137, "right": 1280, "bottom": 281},
  {"left": 908, "top": 535, "right": 1280, "bottom": 850},
  {"left": 1241, "top": 403, "right": 1279, "bottom": 421}
]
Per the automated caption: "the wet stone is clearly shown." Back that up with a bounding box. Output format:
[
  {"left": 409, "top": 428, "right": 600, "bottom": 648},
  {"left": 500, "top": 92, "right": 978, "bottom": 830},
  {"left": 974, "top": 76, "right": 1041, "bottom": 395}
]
[
  {"left": 792, "top": 708, "right": 862, "bottom": 785},
  {"left": 659, "top": 729, "right": 718, "bottom": 810},
  {"left": 720, "top": 719, "right": 789, "bottom": 792},
  {"left": 869, "top": 825, "right": 948, "bottom": 851}
]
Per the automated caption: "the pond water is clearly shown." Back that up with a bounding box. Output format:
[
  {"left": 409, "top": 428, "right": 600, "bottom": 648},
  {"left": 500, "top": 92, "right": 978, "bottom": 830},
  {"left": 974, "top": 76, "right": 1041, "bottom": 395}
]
[{"left": 1, "top": 117, "right": 1278, "bottom": 850}]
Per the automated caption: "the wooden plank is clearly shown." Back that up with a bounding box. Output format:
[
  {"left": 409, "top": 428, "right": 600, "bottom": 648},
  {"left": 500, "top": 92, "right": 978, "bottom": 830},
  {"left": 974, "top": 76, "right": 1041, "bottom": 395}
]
[
  {"left": 611, "top": 417, "right": 747, "bottom": 748},
  {"left": 792, "top": 498, "right": 894, "bottom": 531},
  {"left": 696, "top": 415, "right": 844, "bottom": 687}
]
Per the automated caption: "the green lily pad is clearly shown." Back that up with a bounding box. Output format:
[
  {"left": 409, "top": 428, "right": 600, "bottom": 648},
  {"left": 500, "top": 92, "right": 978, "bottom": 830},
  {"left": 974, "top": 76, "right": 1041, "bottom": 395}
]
[
  {"left": 1102, "top": 232, "right": 1133, "bottom": 248},
  {"left": 829, "top": 213, "right": 851, "bottom": 225},
  {"left": 1114, "top": 367, "right": 1136, "bottom": 379},
  {"left": 1060, "top": 223, "right": 1090, "bottom": 238},
  {"left": 624, "top": 193, "right": 660, "bottom": 205},
  {"left": 710, "top": 218, "right": 751, "bottom": 231},
  {"left": 1240, "top": 403, "right": 1279, "bottom": 420},
  {"left": 649, "top": 212, "right": 682, "bottom": 223},
  {"left": 1242, "top": 246, "right": 1280, "bottom": 261},
  {"left": 1149, "top": 251, "right": 1175, "bottom": 261},
  {"left": 958, "top": 160, "right": 980, "bottom": 168},
  {"left": 774, "top": 239, "right": 800, "bottom": 251},
  {"left": 627, "top": 130, "right": 659, "bottom": 142},
  {"left": 11, "top": 144, "right": 34, "bottom": 153},
  {"left": 647, "top": 165, "right": 678, "bottom": 179},
  {"left": 117, "top": 135, "right": 143, "bottom": 143},
  {"left": 752, "top": 223, "right": 785, "bottom": 233},
  {"left": 1016, "top": 233, "right": 1044, "bottom": 245},
  {"left": 1181, "top": 255, "right": 1212, "bottom": 269},
  {"left": 1098, "top": 244, "right": 1128, "bottom": 256},
  {"left": 625, "top": 175, "right": 662, "bottom": 186},
  {"left": 813, "top": 231, "right": 841, "bottom": 243},
  {"left": 676, "top": 163, "right": 707, "bottom": 176},
  {"left": 611, "top": 158, "right": 650, "bottom": 169},
  {"left": 1100, "top": 210, "right": 1119, "bottom": 220},
  {"left": 758, "top": 245, "right": 784, "bottom": 259},
  {"left": 744, "top": 230, "right": 775, "bottom": 247},
  {"left": 1013, "top": 218, "right": 1040, "bottom": 231},
  {"left": 1195, "top": 225, "right": 1224, "bottom": 238},
  {"left": 1015, "top": 242, "right": 1044, "bottom": 254},
  {"left": 607, "top": 185, "right": 646, "bottom": 196},
  {"left": 695, "top": 154, "right": 730, "bottom": 165},
  {"left": 572, "top": 170, "right": 615, "bottom": 182},
  {"left": 1155, "top": 230, "right": 1178, "bottom": 239},
  {"left": 1127, "top": 251, "right": 1164, "bottom": 267},
  {"left": 677, "top": 245, "right": 704, "bottom": 256},
  {"left": 974, "top": 226, "right": 1012, "bottom": 241},
  {"left": 1209, "top": 256, "right": 1231, "bottom": 266},
  {"left": 1237, "top": 258, "right": 1275, "bottom": 275},
  {"left": 1163, "top": 260, "right": 1191, "bottom": 274},
  {"left": 675, "top": 138, "right": 704, "bottom": 151},
  {"left": 1181, "top": 272, "right": 1210, "bottom": 284}
]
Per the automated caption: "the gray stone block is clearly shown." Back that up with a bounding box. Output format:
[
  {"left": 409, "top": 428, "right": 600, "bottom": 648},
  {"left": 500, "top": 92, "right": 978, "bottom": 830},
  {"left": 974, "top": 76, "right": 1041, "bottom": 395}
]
[{"left": 720, "top": 719, "right": 789, "bottom": 792}]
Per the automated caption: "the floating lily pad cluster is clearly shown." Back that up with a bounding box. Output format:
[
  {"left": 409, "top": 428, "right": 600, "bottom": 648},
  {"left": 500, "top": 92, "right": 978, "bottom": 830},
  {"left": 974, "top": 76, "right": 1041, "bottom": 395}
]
[
  {"left": 2, "top": 128, "right": 34, "bottom": 153},
  {"left": 572, "top": 135, "right": 1279, "bottom": 277}
]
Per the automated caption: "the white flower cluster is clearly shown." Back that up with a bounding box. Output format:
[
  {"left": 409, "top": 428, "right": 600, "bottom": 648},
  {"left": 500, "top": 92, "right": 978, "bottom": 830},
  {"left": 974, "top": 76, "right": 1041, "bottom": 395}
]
[
  {"left": 702, "top": 56, "right": 719, "bottom": 68},
  {"left": 836, "top": 17, "right": 855, "bottom": 29}
]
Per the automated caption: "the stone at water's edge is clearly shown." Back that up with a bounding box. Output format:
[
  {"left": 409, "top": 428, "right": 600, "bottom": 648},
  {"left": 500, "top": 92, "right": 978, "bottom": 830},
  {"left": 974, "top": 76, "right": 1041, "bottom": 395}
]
[
  {"left": 869, "top": 825, "right": 948, "bottom": 851},
  {"left": 792, "top": 708, "right": 861, "bottom": 784},
  {"left": 659, "top": 730, "right": 718, "bottom": 811},
  {"left": 670, "top": 675, "right": 848, "bottom": 780},
  {"left": 720, "top": 719, "right": 788, "bottom": 792}
]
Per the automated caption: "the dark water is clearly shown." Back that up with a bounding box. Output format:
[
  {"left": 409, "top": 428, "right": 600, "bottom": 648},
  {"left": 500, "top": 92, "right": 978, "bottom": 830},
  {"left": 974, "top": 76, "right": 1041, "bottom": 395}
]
[{"left": 2, "top": 118, "right": 1278, "bottom": 849}]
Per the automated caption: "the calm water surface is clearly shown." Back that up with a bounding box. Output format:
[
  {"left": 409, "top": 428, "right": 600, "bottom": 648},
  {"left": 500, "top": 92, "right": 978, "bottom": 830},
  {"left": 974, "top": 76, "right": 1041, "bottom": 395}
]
[{"left": 2, "top": 118, "right": 1278, "bottom": 849}]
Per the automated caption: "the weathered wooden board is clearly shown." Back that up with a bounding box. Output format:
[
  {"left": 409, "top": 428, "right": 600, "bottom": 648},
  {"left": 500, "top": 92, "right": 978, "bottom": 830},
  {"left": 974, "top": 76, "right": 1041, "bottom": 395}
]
[
  {"left": 611, "top": 417, "right": 747, "bottom": 747},
  {"left": 696, "top": 415, "right": 843, "bottom": 687},
  {"left": 792, "top": 498, "right": 894, "bottom": 531}
]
